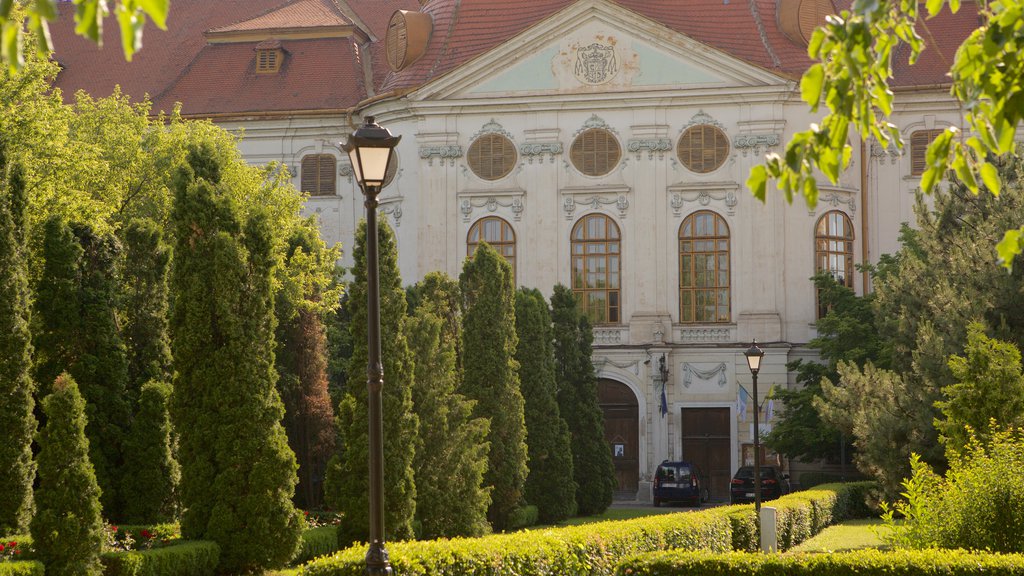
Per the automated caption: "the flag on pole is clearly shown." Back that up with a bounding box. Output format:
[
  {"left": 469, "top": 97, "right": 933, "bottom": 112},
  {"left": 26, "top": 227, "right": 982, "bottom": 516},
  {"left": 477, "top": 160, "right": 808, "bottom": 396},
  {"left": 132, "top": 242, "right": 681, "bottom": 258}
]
[
  {"left": 764, "top": 384, "right": 776, "bottom": 422},
  {"left": 660, "top": 381, "right": 668, "bottom": 417},
  {"left": 736, "top": 386, "right": 749, "bottom": 422}
]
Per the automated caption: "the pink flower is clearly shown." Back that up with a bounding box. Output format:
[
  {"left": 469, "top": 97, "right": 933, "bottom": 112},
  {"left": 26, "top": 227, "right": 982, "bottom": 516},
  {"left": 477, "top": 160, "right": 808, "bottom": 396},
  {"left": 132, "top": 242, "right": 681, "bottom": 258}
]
[{"left": 7, "top": 542, "right": 15, "bottom": 548}]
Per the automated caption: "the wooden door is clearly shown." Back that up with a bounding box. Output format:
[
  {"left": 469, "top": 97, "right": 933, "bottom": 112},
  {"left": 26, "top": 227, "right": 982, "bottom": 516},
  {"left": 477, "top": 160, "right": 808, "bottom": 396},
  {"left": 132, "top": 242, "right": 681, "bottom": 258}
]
[
  {"left": 679, "top": 407, "right": 731, "bottom": 501},
  {"left": 598, "top": 379, "right": 639, "bottom": 496}
]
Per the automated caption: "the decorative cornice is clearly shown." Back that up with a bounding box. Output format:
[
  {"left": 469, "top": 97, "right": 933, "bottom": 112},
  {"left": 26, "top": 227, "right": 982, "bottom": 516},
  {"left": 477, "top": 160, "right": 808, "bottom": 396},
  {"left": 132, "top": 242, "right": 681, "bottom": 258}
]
[
  {"left": 379, "top": 197, "right": 403, "bottom": 227},
  {"left": 733, "top": 134, "right": 781, "bottom": 156},
  {"left": 519, "top": 142, "right": 562, "bottom": 164},
  {"left": 593, "top": 328, "right": 624, "bottom": 345},
  {"left": 471, "top": 119, "right": 514, "bottom": 141},
  {"left": 460, "top": 195, "right": 524, "bottom": 222},
  {"left": 814, "top": 192, "right": 857, "bottom": 215},
  {"left": 870, "top": 139, "right": 901, "bottom": 164},
  {"left": 419, "top": 145, "right": 463, "bottom": 166},
  {"left": 678, "top": 326, "right": 732, "bottom": 343},
  {"left": 563, "top": 195, "right": 630, "bottom": 220},
  {"left": 681, "top": 362, "right": 728, "bottom": 388},
  {"left": 574, "top": 114, "right": 617, "bottom": 137},
  {"left": 627, "top": 138, "right": 672, "bottom": 160},
  {"left": 682, "top": 110, "right": 725, "bottom": 131},
  {"left": 593, "top": 356, "right": 640, "bottom": 375},
  {"left": 669, "top": 182, "right": 739, "bottom": 216}
]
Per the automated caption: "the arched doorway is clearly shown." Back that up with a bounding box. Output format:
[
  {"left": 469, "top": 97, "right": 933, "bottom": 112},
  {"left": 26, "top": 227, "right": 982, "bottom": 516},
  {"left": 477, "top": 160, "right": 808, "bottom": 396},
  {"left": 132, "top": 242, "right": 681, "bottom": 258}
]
[{"left": 598, "top": 379, "right": 639, "bottom": 497}]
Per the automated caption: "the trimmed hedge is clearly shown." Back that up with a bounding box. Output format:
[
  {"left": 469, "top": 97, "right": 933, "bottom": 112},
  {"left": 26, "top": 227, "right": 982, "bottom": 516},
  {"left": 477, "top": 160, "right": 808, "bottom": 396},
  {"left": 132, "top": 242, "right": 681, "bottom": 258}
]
[
  {"left": 727, "top": 482, "right": 876, "bottom": 552},
  {"left": 293, "top": 526, "right": 339, "bottom": 566},
  {"left": 615, "top": 548, "right": 1024, "bottom": 575},
  {"left": 0, "top": 561, "right": 43, "bottom": 576},
  {"left": 301, "top": 508, "right": 731, "bottom": 576},
  {"left": 101, "top": 541, "right": 219, "bottom": 576}
]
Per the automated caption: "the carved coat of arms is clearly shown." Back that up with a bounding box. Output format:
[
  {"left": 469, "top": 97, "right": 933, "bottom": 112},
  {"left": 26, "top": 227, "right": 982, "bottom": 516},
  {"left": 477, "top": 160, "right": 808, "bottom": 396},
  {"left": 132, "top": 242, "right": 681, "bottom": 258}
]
[{"left": 574, "top": 43, "right": 618, "bottom": 84}]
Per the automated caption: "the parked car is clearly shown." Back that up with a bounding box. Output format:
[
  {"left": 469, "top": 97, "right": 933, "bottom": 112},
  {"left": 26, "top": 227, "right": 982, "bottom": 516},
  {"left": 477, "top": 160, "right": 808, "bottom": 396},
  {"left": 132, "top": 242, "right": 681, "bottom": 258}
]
[
  {"left": 653, "top": 460, "right": 709, "bottom": 507},
  {"left": 729, "top": 465, "right": 790, "bottom": 504}
]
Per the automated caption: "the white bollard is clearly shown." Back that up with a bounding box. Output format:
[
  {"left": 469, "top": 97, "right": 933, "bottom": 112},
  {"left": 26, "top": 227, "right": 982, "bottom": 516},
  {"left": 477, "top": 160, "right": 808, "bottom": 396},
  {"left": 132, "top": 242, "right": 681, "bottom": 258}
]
[{"left": 760, "top": 507, "right": 777, "bottom": 552}]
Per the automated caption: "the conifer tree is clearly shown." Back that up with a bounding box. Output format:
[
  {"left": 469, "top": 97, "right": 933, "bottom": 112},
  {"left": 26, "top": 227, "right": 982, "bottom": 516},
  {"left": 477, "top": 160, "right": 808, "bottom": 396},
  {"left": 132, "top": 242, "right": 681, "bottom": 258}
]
[
  {"left": 407, "top": 273, "right": 491, "bottom": 538},
  {"left": 33, "top": 218, "right": 130, "bottom": 519},
  {"left": 169, "top": 144, "right": 302, "bottom": 572},
  {"left": 121, "top": 380, "right": 179, "bottom": 523},
  {"left": 460, "top": 242, "right": 528, "bottom": 530},
  {"left": 515, "top": 288, "right": 576, "bottom": 523},
  {"left": 324, "top": 218, "right": 417, "bottom": 542},
  {"left": 276, "top": 223, "right": 340, "bottom": 510},
  {"left": 121, "top": 219, "right": 172, "bottom": 394},
  {"left": 551, "top": 284, "right": 614, "bottom": 516},
  {"left": 31, "top": 373, "right": 104, "bottom": 576},
  {"left": 0, "top": 149, "right": 36, "bottom": 535}
]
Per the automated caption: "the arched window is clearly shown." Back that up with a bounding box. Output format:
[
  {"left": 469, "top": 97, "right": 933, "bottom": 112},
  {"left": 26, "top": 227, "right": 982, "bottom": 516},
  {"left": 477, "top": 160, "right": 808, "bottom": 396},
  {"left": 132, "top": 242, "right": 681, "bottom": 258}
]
[
  {"left": 571, "top": 214, "right": 621, "bottom": 324},
  {"left": 815, "top": 210, "right": 855, "bottom": 316},
  {"left": 679, "top": 211, "right": 730, "bottom": 323},
  {"left": 301, "top": 154, "right": 336, "bottom": 196},
  {"left": 468, "top": 217, "right": 516, "bottom": 282}
]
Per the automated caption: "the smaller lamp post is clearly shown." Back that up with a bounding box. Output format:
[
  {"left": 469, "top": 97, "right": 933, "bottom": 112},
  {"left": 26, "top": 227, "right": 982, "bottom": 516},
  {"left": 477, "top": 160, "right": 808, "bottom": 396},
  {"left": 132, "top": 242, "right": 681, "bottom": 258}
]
[
  {"left": 342, "top": 115, "right": 400, "bottom": 576},
  {"left": 744, "top": 340, "right": 765, "bottom": 515}
]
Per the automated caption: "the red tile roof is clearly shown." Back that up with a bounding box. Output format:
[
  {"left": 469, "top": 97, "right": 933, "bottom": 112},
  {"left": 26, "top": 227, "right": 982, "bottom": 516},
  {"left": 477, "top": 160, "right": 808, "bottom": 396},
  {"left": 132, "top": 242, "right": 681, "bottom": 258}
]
[
  {"left": 207, "top": 0, "right": 352, "bottom": 34},
  {"left": 150, "top": 38, "right": 366, "bottom": 116}
]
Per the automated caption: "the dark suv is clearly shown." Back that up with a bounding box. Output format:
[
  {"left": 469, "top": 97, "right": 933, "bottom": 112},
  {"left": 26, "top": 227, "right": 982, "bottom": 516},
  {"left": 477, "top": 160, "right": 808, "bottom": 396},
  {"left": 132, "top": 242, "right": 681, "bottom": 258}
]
[
  {"left": 729, "top": 465, "right": 790, "bottom": 504},
  {"left": 653, "top": 460, "right": 709, "bottom": 507}
]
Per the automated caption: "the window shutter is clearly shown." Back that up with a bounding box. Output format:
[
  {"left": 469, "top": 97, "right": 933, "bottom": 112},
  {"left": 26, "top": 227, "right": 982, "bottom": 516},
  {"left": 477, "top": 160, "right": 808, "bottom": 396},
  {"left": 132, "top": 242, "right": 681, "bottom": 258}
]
[{"left": 678, "top": 125, "right": 729, "bottom": 173}]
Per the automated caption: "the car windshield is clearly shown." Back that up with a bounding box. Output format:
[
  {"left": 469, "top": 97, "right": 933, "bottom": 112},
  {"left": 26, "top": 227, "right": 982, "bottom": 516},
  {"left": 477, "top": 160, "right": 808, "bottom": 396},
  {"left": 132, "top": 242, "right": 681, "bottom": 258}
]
[
  {"left": 657, "top": 465, "right": 691, "bottom": 482},
  {"left": 735, "top": 467, "right": 775, "bottom": 479}
]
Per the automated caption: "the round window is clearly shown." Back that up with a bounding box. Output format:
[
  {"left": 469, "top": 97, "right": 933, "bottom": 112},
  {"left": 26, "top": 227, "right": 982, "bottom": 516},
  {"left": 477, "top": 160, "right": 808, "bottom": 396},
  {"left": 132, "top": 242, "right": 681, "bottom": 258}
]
[
  {"left": 467, "top": 134, "right": 517, "bottom": 180},
  {"left": 677, "top": 125, "right": 729, "bottom": 173},
  {"left": 570, "top": 128, "right": 621, "bottom": 177}
]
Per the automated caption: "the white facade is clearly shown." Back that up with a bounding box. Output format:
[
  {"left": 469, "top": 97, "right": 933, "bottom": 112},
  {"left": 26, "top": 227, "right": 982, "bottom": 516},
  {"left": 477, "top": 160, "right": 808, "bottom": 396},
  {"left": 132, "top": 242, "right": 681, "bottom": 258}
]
[{"left": 226, "top": 1, "right": 961, "bottom": 499}]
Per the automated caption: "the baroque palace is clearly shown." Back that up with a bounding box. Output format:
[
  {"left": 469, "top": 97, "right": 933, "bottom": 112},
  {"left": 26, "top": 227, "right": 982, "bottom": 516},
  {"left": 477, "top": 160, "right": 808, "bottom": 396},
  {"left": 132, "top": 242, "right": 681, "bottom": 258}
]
[{"left": 52, "top": 0, "right": 976, "bottom": 501}]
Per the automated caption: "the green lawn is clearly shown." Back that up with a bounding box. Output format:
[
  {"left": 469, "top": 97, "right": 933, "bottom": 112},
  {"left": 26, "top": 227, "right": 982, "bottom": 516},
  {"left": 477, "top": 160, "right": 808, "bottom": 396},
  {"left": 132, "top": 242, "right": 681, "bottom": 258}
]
[{"left": 787, "top": 518, "right": 891, "bottom": 553}]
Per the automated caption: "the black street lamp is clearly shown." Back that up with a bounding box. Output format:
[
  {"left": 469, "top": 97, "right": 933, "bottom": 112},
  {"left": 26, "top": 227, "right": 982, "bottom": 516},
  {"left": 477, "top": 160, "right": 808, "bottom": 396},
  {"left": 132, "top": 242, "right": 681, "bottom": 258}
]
[
  {"left": 342, "top": 116, "right": 400, "bottom": 576},
  {"left": 744, "top": 340, "right": 765, "bottom": 516}
]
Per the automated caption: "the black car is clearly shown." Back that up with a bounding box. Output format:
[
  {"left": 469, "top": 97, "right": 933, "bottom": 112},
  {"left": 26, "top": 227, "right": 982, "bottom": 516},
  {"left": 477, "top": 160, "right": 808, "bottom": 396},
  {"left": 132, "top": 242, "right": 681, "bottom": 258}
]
[
  {"left": 653, "top": 460, "right": 709, "bottom": 507},
  {"left": 729, "top": 465, "right": 790, "bottom": 504}
]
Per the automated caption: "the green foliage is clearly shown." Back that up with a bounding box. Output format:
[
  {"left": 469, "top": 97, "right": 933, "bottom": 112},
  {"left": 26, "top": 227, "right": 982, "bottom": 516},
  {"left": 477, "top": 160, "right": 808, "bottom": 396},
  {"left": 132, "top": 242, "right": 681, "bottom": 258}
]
[
  {"left": 767, "top": 273, "right": 876, "bottom": 463},
  {"left": 325, "top": 218, "right": 417, "bottom": 542},
  {"left": 750, "top": 0, "right": 1024, "bottom": 268},
  {"left": 460, "top": 242, "right": 528, "bottom": 531},
  {"left": 881, "top": 427, "right": 1024, "bottom": 553},
  {"left": 550, "top": 284, "right": 614, "bottom": 516},
  {"left": 936, "top": 323, "right": 1024, "bottom": 454},
  {"left": 406, "top": 276, "right": 491, "bottom": 539},
  {"left": 506, "top": 504, "right": 539, "bottom": 531},
  {"left": 0, "top": 145, "right": 35, "bottom": 536},
  {"left": 276, "top": 222, "right": 341, "bottom": 511},
  {"left": 0, "top": 0, "right": 170, "bottom": 72},
  {"left": 292, "top": 526, "right": 339, "bottom": 566},
  {"left": 302, "top": 507, "right": 731, "bottom": 576},
  {"left": 0, "top": 561, "right": 43, "bottom": 576},
  {"left": 121, "top": 219, "right": 172, "bottom": 395},
  {"left": 514, "top": 288, "right": 576, "bottom": 523},
  {"left": 100, "top": 541, "right": 220, "bottom": 576},
  {"left": 121, "top": 381, "right": 179, "bottom": 524},
  {"left": 168, "top": 144, "right": 302, "bottom": 572},
  {"left": 30, "top": 373, "right": 105, "bottom": 576},
  {"left": 615, "top": 548, "right": 1024, "bottom": 576}
]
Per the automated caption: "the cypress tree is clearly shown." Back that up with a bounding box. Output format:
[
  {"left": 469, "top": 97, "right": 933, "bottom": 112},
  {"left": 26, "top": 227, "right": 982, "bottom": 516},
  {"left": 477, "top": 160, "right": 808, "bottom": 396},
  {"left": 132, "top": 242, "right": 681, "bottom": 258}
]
[
  {"left": 460, "top": 242, "right": 528, "bottom": 530},
  {"left": 324, "top": 218, "right": 418, "bottom": 543},
  {"left": 121, "top": 219, "right": 172, "bottom": 394},
  {"left": 169, "top": 144, "right": 302, "bottom": 572},
  {"left": 31, "top": 373, "right": 104, "bottom": 576},
  {"left": 407, "top": 273, "right": 491, "bottom": 538},
  {"left": 0, "top": 149, "right": 36, "bottom": 535},
  {"left": 276, "top": 224, "right": 338, "bottom": 510},
  {"left": 33, "top": 218, "right": 130, "bottom": 519},
  {"left": 551, "top": 284, "right": 614, "bottom": 516},
  {"left": 515, "top": 288, "right": 576, "bottom": 523},
  {"left": 121, "top": 380, "right": 179, "bottom": 524}
]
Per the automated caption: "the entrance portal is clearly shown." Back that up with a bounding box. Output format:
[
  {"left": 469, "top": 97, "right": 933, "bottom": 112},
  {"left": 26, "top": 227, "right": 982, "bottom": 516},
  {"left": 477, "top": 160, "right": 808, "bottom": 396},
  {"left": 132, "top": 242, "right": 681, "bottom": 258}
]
[
  {"left": 679, "top": 407, "right": 731, "bottom": 501},
  {"left": 598, "top": 379, "right": 639, "bottom": 497}
]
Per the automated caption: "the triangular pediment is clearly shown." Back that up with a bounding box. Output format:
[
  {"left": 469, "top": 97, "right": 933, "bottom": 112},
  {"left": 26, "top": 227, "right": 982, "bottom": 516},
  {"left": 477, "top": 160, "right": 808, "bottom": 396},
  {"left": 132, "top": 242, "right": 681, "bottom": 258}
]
[{"left": 413, "top": 0, "right": 786, "bottom": 100}]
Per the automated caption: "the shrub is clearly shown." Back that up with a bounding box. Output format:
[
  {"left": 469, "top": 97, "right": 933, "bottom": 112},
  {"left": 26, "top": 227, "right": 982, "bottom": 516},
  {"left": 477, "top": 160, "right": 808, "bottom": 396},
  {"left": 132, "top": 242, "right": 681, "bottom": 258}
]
[
  {"left": 614, "top": 548, "right": 1024, "bottom": 575},
  {"left": 292, "top": 526, "right": 338, "bottom": 566},
  {"left": 0, "top": 561, "right": 43, "bottom": 576},
  {"left": 506, "top": 505, "right": 539, "bottom": 531},
  {"left": 882, "top": 427, "right": 1024, "bottom": 552},
  {"left": 302, "top": 508, "right": 730, "bottom": 576},
  {"left": 100, "top": 541, "right": 219, "bottom": 576}
]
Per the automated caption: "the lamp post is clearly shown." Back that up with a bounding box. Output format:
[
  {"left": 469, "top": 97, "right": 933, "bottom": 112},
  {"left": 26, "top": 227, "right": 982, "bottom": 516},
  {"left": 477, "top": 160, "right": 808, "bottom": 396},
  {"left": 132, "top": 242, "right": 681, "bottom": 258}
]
[
  {"left": 342, "top": 116, "right": 400, "bottom": 576},
  {"left": 744, "top": 340, "right": 765, "bottom": 516}
]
